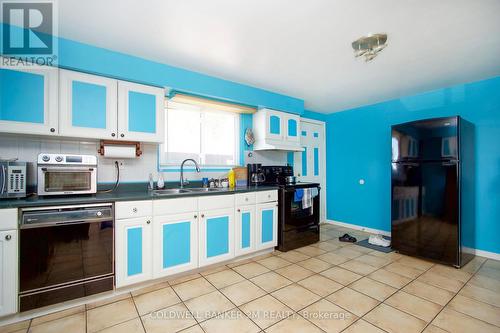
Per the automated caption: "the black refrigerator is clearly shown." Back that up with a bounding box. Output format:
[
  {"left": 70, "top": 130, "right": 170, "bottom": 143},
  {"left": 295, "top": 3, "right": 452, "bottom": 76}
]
[{"left": 391, "top": 116, "right": 475, "bottom": 267}]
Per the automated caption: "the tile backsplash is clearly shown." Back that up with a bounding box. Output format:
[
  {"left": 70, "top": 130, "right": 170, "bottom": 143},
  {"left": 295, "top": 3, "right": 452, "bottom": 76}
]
[{"left": 0, "top": 135, "right": 288, "bottom": 186}]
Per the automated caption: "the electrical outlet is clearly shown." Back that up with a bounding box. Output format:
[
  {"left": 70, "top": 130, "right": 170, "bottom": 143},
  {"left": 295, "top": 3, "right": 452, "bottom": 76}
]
[{"left": 117, "top": 161, "right": 125, "bottom": 170}]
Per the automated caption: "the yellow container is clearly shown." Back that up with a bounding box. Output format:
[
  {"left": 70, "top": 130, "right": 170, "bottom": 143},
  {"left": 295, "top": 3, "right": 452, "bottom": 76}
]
[{"left": 228, "top": 169, "right": 236, "bottom": 188}]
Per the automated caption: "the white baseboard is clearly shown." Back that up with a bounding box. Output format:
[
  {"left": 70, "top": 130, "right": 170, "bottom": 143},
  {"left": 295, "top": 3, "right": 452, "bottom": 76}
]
[
  {"left": 326, "top": 220, "right": 500, "bottom": 260},
  {"left": 326, "top": 220, "right": 391, "bottom": 237},
  {"left": 463, "top": 247, "right": 500, "bottom": 261}
]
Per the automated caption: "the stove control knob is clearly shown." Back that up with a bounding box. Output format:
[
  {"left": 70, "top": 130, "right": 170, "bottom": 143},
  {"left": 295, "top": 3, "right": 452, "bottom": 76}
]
[
  {"left": 55, "top": 156, "right": 63, "bottom": 162},
  {"left": 42, "top": 155, "right": 50, "bottom": 162},
  {"left": 96, "top": 211, "right": 102, "bottom": 217}
]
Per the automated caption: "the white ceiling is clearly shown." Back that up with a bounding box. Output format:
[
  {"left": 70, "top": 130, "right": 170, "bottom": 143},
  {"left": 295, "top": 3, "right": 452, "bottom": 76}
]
[{"left": 58, "top": 0, "right": 500, "bottom": 113}]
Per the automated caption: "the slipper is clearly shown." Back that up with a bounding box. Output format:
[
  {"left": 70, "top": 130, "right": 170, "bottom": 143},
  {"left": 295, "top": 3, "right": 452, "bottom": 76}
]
[{"left": 339, "top": 233, "right": 357, "bottom": 243}]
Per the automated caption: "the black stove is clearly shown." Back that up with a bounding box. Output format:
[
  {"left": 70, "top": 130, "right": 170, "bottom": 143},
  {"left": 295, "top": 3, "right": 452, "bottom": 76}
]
[{"left": 260, "top": 165, "right": 321, "bottom": 251}]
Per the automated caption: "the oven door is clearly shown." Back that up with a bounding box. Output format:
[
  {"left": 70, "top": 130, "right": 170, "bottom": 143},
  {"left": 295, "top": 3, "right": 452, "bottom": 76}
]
[
  {"left": 38, "top": 166, "right": 97, "bottom": 195},
  {"left": 281, "top": 187, "right": 320, "bottom": 232},
  {"left": 19, "top": 218, "right": 114, "bottom": 293}
]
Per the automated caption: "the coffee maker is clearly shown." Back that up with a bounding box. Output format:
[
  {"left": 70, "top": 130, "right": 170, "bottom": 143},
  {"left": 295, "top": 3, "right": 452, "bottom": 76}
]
[{"left": 247, "top": 163, "right": 265, "bottom": 186}]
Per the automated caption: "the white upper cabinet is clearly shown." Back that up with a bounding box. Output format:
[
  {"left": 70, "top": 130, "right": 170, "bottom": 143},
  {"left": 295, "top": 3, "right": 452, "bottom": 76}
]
[
  {"left": 59, "top": 69, "right": 118, "bottom": 140},
  {"left": 253, "top": 108, "right": 303, "bottom": 151},
  {"left": 0, "top": 63, "right": 58, "bottom": 136},
  {"left": 118, "top": 81, "right": 164, "bottom": 143}
]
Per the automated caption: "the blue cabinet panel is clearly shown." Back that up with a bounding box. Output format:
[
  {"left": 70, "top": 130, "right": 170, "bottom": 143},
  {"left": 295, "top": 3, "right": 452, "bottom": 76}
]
[
  {"left": 288, "top": 119, "right": 297, "bottom": 137},
  {"left": 313, "top": 132, "right": 319, "bottom": 138},
  {"left": 163, "top": 222, "right": 191, "bottom": 268},
  {"left": 0, "top": 69, "right": 44, "bottom": 123},
  {"left": 127, "top": 227, "right": 143, "bottom": 276},
  {"left": 128, "top": 91, "right": 156, "bottom": 133},
  {"left": 206, "top": 216, "right": 229, "bottom": 257},
  {"left": 72, "top": 81, "right": 107, "bottom": 128},
  {"left": 301, "top": 131, "right": 307, "bottom": 136},
  {"left": 261, "top": 209, "right": 274, "bottom": 243},
  {"left": 302, "top": 147, "right": 308, "bottom": 176},
  {"left": 314, "top": 147, "right": 319, "bottom": 176},
  {"left": 287, "top": 152, "right": 294, "bottom": 168},
  {"left": 270, "top": 115, "right": 281, "bottom": 135},
  {"left": 241, "top": 212, "right": 251, "bottom": 248}
]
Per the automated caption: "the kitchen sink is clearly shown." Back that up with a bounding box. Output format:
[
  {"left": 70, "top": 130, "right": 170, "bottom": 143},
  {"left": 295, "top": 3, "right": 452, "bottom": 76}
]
[
  {"left": 151, "top": 188, "right": 191, "bottom": 196},
  {"left": 186, "top": 188, "right": 224, "bottom": 192},
  {"left": 151, "top": 187, "right": 224, "bottom": 196}
]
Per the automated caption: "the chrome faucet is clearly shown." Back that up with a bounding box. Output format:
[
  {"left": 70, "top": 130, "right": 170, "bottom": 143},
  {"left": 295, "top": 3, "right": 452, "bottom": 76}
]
[{"left": 180, "top": 159, "right": 201, "bottom": 188}]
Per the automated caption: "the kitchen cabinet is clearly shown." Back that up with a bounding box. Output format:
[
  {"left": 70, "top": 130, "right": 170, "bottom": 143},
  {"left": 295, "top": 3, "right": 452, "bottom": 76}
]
[
  {"left": 153, "top": 212, "right": 198, "bottom": 278},
  {"left": 255, "top": 201, "right": 278, "bottom": 250},
  {"left": 253, "top": 108, "right": 302, "bottom": 151},
  {"left": 235, "top": 205, "right": 255, "bottom": 256},
  {"left": 115, "top": 216, "right": 153, "bottom": 288},
  {"left": 0, "top": 209, "right": 18, "bottom": 317},
  {"left": 60, "top": 70, "right": 164, "bottom": 143},
  {"left": 0, "top": 64, "right": 58, "bottom": 136},
  {"left": 198, "top": 208, "right": 234, "bottom": 266},
  {"left": 59, "top": 69, "right": 118, "bottom": 139},
  {"left": 117, "top": 81, "right": 164, "bottom": 143}
]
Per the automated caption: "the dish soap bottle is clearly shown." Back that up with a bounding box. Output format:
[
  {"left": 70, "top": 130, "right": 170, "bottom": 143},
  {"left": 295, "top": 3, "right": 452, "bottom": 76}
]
[
  {"left": 148, "top": 173, "right": 154, "bottom": 190},
  {"left": 157, "top": 173, "right": 165, "bottom": 189},
  {"left": 228, "top": 169, "right": 235, "bottom": 189}
]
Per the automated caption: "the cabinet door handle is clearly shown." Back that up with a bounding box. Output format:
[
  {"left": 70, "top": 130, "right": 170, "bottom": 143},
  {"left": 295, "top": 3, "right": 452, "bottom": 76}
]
[
  {"left": 50, "top": 128, "right": 55, "bottom": 133},
  {"left": 111, "top": 133, "right": 116, "bottom": 137},
  {"left": 194, "top": 215, "right": 198, "bottom": 219},
  {"left": 5, "top": 235, "right": 11, "bottom": 241},
  {"left": 132, "top": 208, "right": 138, "bottom": 213},
  {"left": 201, "top": 214, "right": 205, "bottom": 218},
  {"left": 146, "top": 220, "right": 151, "bottom": 224},
  {"left": 120, "top": 134, "right": 125, "bottom": 138},
  {"left": 237, "top": 209, "right": 241, "bottom": 212}
]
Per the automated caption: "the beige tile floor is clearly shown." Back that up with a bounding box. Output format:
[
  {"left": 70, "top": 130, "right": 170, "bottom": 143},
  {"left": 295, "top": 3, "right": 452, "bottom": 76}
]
[{"left": 3, "top": 224, "right": 500, "bottom": 333}]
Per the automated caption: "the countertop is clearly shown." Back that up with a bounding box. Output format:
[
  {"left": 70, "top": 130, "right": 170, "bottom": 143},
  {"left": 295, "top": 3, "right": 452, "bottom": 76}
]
[{"left": 0, "top": 183, "right": 280, "bottom": 209}]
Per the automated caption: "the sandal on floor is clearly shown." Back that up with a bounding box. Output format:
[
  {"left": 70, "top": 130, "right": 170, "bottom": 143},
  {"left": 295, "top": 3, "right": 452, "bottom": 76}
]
[{"left": 339, "top": 233, "right": 357, "bottom": 243}]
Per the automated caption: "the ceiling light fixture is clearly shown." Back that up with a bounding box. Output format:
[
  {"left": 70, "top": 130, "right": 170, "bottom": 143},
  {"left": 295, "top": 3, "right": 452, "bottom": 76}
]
[{"left": 352, "top": 33, "right": 388, "bottom": 62}]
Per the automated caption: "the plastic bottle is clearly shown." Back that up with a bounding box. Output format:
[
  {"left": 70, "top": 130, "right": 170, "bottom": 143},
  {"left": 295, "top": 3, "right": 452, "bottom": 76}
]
[
  {"left": 157, "top": 173, "right": 165, "bottom": 189},
  {"left": 228, "top": 169, "right": 235, "bottom": 188}
]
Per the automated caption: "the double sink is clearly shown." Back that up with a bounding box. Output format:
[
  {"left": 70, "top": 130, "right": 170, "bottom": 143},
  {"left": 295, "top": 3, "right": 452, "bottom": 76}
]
[{"left": 151, "top": 188, "right": 226, "bottom": 196}]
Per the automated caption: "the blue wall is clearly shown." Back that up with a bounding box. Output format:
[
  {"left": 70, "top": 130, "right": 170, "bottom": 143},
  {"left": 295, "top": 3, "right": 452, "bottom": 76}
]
[{"left": 325, "top": 76, "right": 500, "bottom": 254}]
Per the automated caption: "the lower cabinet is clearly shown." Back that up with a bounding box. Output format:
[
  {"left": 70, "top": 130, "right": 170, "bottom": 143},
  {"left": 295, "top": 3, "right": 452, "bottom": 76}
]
[
  {"left": 235, "top": 205, "right": 255, "bottom": 256},
  {"left": 256, "top": 202, "right": 278, "bottom": 250},
  {"left": 153, "top": 213, "right": 198, "bottom": 278},
  {"left": 199, "top": 208, "right": 234, "bottom": 267},
  {"left": 0, "top": 229, "right": 18, "bottom": 317},
  {"left": 115, "top": 217, "right": 152, "bottom": 288}
]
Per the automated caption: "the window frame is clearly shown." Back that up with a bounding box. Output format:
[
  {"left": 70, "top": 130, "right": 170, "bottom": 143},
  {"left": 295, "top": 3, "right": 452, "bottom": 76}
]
[{"left": 159, "top": 100, "right": 240, "bottom": 170}]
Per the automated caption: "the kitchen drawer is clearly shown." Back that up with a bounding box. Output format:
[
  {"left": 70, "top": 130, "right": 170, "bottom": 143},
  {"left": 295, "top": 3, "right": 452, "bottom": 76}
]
[
  {"left": 235, "top": 192, "right": 256, "bottom": 206},
  {"left": 198, "top": 195, "right": 234, "bottom": 211},
  {"left": 115, "top": 200, "right": 152, "bottom": 219},
  {"left": 256, "top": 190, "right": 278, "bottom": 203},
  {"left": 0, "top": 209, "right": 17, "bottom": 230},
  {"left": 153, "top": 197, "right": 198, "bottom": 216}
]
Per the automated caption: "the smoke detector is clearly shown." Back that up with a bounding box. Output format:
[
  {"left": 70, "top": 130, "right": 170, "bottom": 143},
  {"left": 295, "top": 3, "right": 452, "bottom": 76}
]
[{"left": 352, "top": 33, "right": 388, "bottom": 62}]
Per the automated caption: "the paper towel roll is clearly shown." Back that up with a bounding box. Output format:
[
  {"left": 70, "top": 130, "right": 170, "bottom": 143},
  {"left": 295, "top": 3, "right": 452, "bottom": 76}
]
[{"left": 103, "top": 145, "right": 136, "bottom": 159}]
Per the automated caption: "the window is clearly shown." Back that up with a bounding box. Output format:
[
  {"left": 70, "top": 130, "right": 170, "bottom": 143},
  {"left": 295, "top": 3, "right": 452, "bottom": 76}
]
[{"left": 160, "top": 101, "right": 239, "bottom": 167}]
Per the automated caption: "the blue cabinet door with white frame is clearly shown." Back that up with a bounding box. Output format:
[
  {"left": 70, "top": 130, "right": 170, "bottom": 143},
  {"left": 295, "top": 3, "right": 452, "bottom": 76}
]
[
  {"left": 199, "top": 208, "right": 234, "bottom": 266},
  {"left": 265, "top": 109, "right": 284, "bottom": 140},
  {"left": 153, "top": 212, "right": 198, "bottom": 278},
  {"left": 115, "top": 217, "right": 152, "bottom": 287},
  {"left": 256, "top": 202, "right": 278, "bottom": 250},
  {"left": 285, "top": 114, "right": 300, "bottom": 144},
  {"left": 0, "top": 64, "right": 58, "bottom": 135},
  {"left": 118, "top": 81, "right": 164, "bottom": 143},
  {"left": 235, "top": 205, "right": 255, "bottom": 256},
  {"left": 59, "top": 70, "right": 118, "bottom": 139}
]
